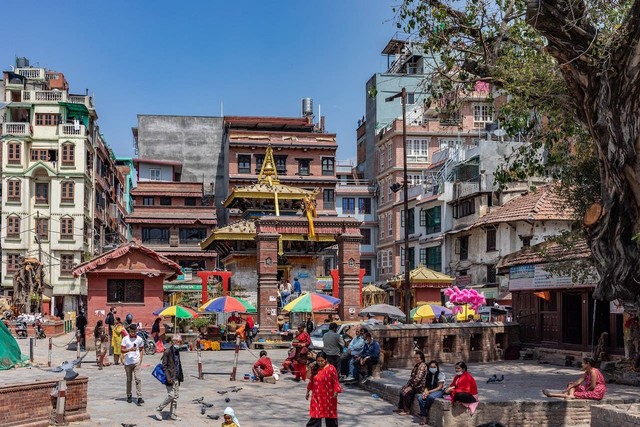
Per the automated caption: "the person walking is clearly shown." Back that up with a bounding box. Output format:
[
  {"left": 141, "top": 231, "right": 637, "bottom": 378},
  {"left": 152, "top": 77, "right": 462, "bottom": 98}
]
[
  {"left": 94, "top": 320, "right": 108, "bottom": 368},
  {"left": 105, "top": 307, "right": 116, "bottom": 336},
  {"left": 155, "top": 335, "right": 184, "bottom": 421},
  {"left": 293, "top": 324, "right": 312, "bottom": 382},
  {"left": 322, "top": 322, "right": 344, "bottom": 371},
  {"left": 121, "top": 323, "right": 144, "bottom": 405},
  {"left": 305, "top": 351, "right": 342, "bottom": 427},
  {"left": 75, "top": 311, "right": 87, "bottom": 349},
  {"left": 112, "top": 317, "right": 124, "bottom": 365}
]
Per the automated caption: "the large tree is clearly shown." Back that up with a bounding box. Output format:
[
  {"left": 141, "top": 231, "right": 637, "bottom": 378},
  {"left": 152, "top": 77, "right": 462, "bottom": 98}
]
[{"left": 398, "top": 0, "right": 640, "bottom": 308}]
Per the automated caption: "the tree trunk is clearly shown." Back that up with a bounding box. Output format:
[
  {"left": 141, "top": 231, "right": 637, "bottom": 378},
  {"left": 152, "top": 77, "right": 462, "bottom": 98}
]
[{"left": 528, "top": 0, "right": 640, "bottom": 308}]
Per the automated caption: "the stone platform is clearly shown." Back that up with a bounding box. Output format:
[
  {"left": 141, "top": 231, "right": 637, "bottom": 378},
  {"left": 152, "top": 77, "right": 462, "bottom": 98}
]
[{"left": 358, "top": 360, "right": 640, "bottom": 427}]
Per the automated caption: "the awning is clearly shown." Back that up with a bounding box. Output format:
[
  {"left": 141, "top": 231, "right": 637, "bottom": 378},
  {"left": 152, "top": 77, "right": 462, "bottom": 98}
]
[{"left": 59, "top": 102, "right": 89, "bottom": 127}]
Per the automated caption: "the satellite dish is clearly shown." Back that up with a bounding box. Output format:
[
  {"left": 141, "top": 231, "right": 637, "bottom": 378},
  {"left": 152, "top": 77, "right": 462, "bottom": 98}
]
[{"left": 493, "top": 129, "right": 507, "bottom": 137}]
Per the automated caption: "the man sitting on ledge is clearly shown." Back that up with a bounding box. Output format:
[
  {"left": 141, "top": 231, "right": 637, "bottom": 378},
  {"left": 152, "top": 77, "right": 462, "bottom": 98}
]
[{"left": 357, "top": 331, "right": 380, "bottom": 384}]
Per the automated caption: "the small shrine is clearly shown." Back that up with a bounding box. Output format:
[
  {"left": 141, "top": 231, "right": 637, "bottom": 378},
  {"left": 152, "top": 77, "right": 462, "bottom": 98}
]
[{"left": 201, "top": 146, "right": 362, "bottom": 328}]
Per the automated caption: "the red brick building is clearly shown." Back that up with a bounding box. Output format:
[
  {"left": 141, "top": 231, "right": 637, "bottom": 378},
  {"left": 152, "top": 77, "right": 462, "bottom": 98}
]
[{"left": 72, "top": 242, "right": 183, "bottom": 331}]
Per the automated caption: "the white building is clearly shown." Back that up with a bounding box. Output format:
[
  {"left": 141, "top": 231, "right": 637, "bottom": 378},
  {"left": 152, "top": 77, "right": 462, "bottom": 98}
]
[{"left": 1, "top": 60, "right": 98, "bottom": 313}]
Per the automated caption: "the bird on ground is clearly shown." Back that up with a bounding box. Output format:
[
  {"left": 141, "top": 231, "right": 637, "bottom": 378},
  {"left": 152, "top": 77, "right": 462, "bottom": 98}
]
[
  {"left": 231, "top": 387, "right": 243, "bottom": 392},
  {"left": 486, "top": 374, "right": 497, "bottom": 383},
  {"left": 207, "top": 415, "right": 220, "bottom": 420},
  {"left": 201, "top": 402, "right": 214, "bottom": 408},
  {"left": 217, "top": 390, "right": 228, "bottom": 395},
  {"left": 200, "top": 405, "right": 207, "bottom": 415},
  {"left": 495, "top": 375, "right": 505, "bottom": 382},
  {"left": 192, "top": 396, "right": 204, "bottom": 404},
  {"left": 121, "top": 424, "right": 137, "bottom": 427}
]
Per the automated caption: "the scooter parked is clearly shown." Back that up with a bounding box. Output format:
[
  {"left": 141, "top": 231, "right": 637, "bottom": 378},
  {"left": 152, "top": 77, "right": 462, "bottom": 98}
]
[{"left": 15, "top": 321, "right": 28, "bottom": 338}]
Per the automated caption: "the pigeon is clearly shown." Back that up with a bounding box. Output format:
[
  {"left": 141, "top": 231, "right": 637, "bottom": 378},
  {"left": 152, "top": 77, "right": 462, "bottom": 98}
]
[
  {"left": 495, "top": 375, "right": 505, "bottom": 383},
  {"left": 225, "top": 397, "right": 230, "bottom": 403},
  {"left": 192, "top": 396, "right": 204, "bottom": 404},
  {"left": 207, "top": 415, "right": 220, "bottom": 420},
  {"left": 50, "top": 358, "right": 83, "bottom": 381},
  {"left": 202, "top": 402, "right": 214, "bottom": 408},
  {"left": 231, "top": 387, "right": 243, "bottom": 393},
  {"left": 200, "top": 405, "right": 207, "bottom": 415},
  {"left": 217, "top": 390, "right": 228, "bottom": 395},
  {"left": 486, "top": 375, "right": 497, "bottom": 384},
  {"left": 122, "top": 424, "right": 137, "bottom": 427}
]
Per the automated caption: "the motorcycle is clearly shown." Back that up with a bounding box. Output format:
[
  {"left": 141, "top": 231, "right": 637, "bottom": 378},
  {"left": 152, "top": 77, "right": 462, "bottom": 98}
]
[
  {"left": 15, "top": 321, "right": 28, "bottom": 338},
  {"left": 136, "top": 329, "right": 157, "bottom": 355}
]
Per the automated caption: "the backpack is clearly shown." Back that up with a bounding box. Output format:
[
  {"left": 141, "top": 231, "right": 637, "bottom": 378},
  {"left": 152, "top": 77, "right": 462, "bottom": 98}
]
[{"left": 152, "top": 361, "right": 166, "bottom": 384}]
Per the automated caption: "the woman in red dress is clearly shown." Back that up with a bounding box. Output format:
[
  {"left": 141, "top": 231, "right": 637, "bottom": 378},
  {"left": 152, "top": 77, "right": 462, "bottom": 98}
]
[
  {"left": 305, "top": 351, "right": 342, "bottom": 427},
  {"left": 444, "top": 361, "right": 478, "bottom": 403},
  {"left": 543, "top": 357, "right": 607, "bottom": 400},
  {"left": 293, "top": 324, "right": 312, "bottom": 382}
]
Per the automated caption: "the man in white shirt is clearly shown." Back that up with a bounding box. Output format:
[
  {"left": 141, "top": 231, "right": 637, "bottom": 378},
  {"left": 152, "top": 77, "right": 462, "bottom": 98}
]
[{"left": 121, "top": 323, "right": 144, "bottom": 405}]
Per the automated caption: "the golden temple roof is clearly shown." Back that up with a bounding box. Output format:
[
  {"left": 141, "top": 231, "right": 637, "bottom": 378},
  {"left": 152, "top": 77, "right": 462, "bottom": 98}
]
[{"left": 389, "top": 265, "right": 455, "bottom": 287}]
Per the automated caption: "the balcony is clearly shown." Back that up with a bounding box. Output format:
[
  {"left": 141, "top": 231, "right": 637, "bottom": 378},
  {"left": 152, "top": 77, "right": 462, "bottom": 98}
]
[
  {"left": 453, "top": 181, "right": 480, "bottom": 199},
  {"left": 2, "top": 122, "right": 31, "bottom": 137},
  {"left": 68, "top": 94, "right": 95, "bottom": 110},
  {"left": 22, "top": 90, "right": 66, "bottom": 103},
  {"left": 16, "top": 68, "right": 45, "bottom": 80},
  {"left": 59, "top": 123, "right": 87, "bottom": 137}
]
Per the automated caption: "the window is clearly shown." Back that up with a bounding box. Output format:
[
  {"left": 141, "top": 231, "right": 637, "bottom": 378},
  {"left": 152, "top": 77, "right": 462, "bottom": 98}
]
[
  {"left": 360, "top": 259, "right": 372, "bottom": 276},
  {"left": 143, "top": 197, "right": 154, "bottom": 206},
  {"left": 61, "top": 143, "right": 75, "bottom": 166},
  {"left": 142, "top": 227, "right": 169, "bottom": 244},
  {"left": 360, "top": 228, "right": 371, "bottom": 245},
  {"left": 407, "top": 92, "right": 415, "bottom": 105},
  {"left": 457, "top": 236, "right": 470, "bottom": 261},
  {"left": 401, "top": 208, "right": 415, "bottom": 234},
  {"left": 522, "top": 236, "right": 532, "bottom": 248},
  {"left": 274, "top": 155, "right": 287, "bottom": 174},
  {"left": 420, "top": 247, "right": 442, "bottom": 272},
  {"left": 388, "top": 178, "right": 393, "bottom": 198},
  {"left": 473, "top": 103, "right": 493, "bottom": 127},
  {"left": 61, "top": 254, "right": 74, "bottom": 275},
  {"left": 486, "top": 228, "right": 497, "bottom": 251},
  {"left": 35, "top": 183, "right": 49, "bottom": 205},
  {"left": 322, "top": 158, "right": 335, "bottom": 176},
  {"left": 379, "top": 179, "right": 385, "bottom": 203},
  {"left": 387, "top": 143, "right": 392, "bottom": 166},
  {"left": 107, "top": 279, "right": 144, "bottom": 304},
  {"left": 323, "top": 189, "right": 335, "bottom": 209},
  {"left": 35, "top": 113, "right": 60, "bottom": 126},
  {"left": 255, "top": 155, "right": 265, "bottom": 173},
  {"left": 7, "top": 216, "right": 20, "bottom": 238},
  {"left": 422, "top": 207, "right": 441, "bottom": 234},
  {"left": 149, "top": 168, "right": 162, "bottom": 181},
  {"left": 6, "top": 253, "right": 21, "bottom": 273},
  {"left": 86, "top": 150, "right": 93, "bottom": 176},
  {"left": 179, "top": 228, "right": 207, "bottom": 243},
  {"left": 7, "top": 180, "right": 21, "bottom": 201},
  {"left": 31, "top": 149, "right": 49, "bottom": 161},
  {"left": 8, "top": 142, "right": 21, "bottom": 164},
  {"left": 400, "top": 247, "right": 416, "bottom": 270},
  {"left": 159, "top": 197, "right": 171, "bottom": 206},
  {"left": 238, "top": 155, "right": 251, "bottom": 174},
  {"left": 358, "top": 198, "right": 371, "bottom": 214},
  {"left": 379, "top": 148, "right": 384, "bottom": 172},
  {"left": 36, "top": 218, "right": 49, "bottom": 241},
  {"left": 60, "top": 218, "right": 74, "bottom": 240},
  {"left": 297, "top": 159, "right": 310, "bottom": 176},
  {"left": 379, "top": 215, "right": 385, "bottom": 239},
  {"left": 406, "top": 138, "right": 429, "bottom": 160},
  {"left": 84, "top": 188, "right": 91, "bottom": 209},
  {"left": 179, "top": 259, "right": 206, "bottom": 271},
  {"left": 342, "top": 197, "right": 355, "bottom": 214},
  {"left": 387, "top": 212, "right": 393, "bottom": 236},
  {"left": 453, "top": 198, "right": 475, "bottom": 218},
  {"left": 487, "top": 265, "right": 497, "bottom": 284},
  {"left": 184, "top": 197, "right": 197, "bottom": 206},
  {"left": 61, "top": 181, "right": 74, "bottom": 203}
]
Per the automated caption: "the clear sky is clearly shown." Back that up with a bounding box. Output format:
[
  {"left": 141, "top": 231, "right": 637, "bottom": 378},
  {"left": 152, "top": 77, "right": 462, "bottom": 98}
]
[{"left": 2, "top": 1, "right": 400, "bottom": 161}]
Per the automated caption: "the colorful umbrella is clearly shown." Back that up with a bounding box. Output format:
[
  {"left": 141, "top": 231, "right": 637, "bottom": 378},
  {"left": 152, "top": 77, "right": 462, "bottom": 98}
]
[
  {"left": 411, "top": 304, "right": 452, "bottom": 321},
  {"left": 454, "top": 304, "right": 477, "bottom": 321},
  {"left": 359, "top": 303, "right": 406, "bottom": 320},
  {"left": 199, "top": 296, "right": 257, "bottom": 313},
  {"left": 283, "top": 292, "right": 340, "bottom": 313},
  {"left": 154, "top": 305, "right": 198, "bottom": 318}
]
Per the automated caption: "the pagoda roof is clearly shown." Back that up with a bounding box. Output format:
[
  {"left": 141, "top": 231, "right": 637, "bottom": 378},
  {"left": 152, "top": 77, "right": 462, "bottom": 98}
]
[{"left": 389, "top": 265, "right": 455, "bottom": 289}]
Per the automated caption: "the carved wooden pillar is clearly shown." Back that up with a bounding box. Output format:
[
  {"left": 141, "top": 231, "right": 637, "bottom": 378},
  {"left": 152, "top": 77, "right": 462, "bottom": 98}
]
[
  {"left": 337, "top": 232, "right": 362, "bottom": 321},
  {"left": 255, "top": 233, "right": 280, "bottom": 329}
]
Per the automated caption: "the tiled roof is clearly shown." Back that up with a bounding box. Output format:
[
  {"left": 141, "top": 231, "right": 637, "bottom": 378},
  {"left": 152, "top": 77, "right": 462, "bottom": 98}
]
[
  {"left": 496, "top": 239, "right": 591, "bottom": 269},
  {"left": 126, "top": 209, "right": 217, "bottom": 225},
  {"left": 131, "top": 181, "right": 203, "bottom": 195},
  {"left": 72, "top": 242, "right": 183, "bottom": 280},
  {"left": 474, "top": 185, "right": 574, "bottom": 227}
]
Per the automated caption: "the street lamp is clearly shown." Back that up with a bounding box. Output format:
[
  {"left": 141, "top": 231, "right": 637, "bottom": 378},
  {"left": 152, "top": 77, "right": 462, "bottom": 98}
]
[{"left": 385, "top": 87, "right": 412, "bottom": 324}]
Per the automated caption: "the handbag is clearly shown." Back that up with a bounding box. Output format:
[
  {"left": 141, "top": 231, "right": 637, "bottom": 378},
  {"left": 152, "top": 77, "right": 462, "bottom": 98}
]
[{"left": 152, "top": 363, "right": 166, "bottom": 384}]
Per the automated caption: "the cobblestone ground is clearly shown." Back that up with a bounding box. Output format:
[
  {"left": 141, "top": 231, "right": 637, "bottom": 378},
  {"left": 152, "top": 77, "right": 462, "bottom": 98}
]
[{"left": 4, "top": 334, "right": 417, "bottom": 426}]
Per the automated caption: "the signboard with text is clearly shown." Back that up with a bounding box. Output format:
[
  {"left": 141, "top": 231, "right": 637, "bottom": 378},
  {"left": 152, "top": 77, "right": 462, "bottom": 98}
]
[
  {"left": 508, "top": 264, "right": 594, "bottom": 291},
  {"left": 163, "top": 284, "right": 202, "bottom": 292}
]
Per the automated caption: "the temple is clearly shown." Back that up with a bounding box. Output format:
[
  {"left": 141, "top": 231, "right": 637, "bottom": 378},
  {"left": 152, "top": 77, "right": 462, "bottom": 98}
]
[{"left": 201, "top": 145, "right": 362, "bottom": 328}]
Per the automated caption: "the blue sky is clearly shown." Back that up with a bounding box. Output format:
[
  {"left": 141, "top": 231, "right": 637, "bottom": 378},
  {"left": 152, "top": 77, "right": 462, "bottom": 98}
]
[{"left": 2, "top": 1, "right": 399, "bottom": 161}]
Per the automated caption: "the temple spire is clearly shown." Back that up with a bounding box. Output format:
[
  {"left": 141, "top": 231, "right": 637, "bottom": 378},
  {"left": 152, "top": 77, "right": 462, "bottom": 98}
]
[{"left": 258, "top": 145, "right": 280, "bottom": 185}]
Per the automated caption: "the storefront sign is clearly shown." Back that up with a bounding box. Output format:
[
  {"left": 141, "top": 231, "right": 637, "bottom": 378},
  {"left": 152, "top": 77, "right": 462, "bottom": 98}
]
[
  {"left": 163, "top": 284, "right": 202, "bottom": 292},
  {"left": 298, "top": 272, "right": 309, "bottom": 278},
  {"left": 509, "top": 264, "right": 594, "bottom": 291}
]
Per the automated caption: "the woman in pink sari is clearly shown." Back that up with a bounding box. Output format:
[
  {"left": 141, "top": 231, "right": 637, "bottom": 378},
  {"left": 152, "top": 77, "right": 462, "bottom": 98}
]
[{"left": 543, "top": 357, "right": 607, "bottom": 400}]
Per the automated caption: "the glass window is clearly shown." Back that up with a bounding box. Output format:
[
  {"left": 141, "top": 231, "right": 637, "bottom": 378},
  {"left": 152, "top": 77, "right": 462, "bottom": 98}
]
[
  {"left": 238, "top": 155, "right": 251, "bottom": 174},
  {"left": 360, "top": 259, "right": 372, "bottom": 276},
  {"left": 423, "top": 207, "right": 441, "bottom": 234},
  {"left": 342, "top": 197, "right": 355, "bottom": 214},
  {"left": 387, "top": 144, "right": 392, "bottom": 166},
  {"left": 159, "top": 197, "right": 171, "bottom": 206},
  {"left": 487, "top": 265, "right": 497, "bottom": 284},
  {"left": 321, "top": 158, "right": 335, "bottom": 176},
  {"left": 274, "top": 155, "right": 287, "bottom": 174},
  {"left": 486, "top": 228, "right": 497, "bottom": 251},
  {"left": 6, "top": 254, "right": 20, "bottom": 272},
  {"left": 60, "top": 218, "right": 74, "bottom": 240},
  {"left": 358, "top": 198, "right": 371, "bottom": 214},
  {"left": 35, "top": 113, "right": 60, "bottom": 126},
  {"left": 473, "top": 104, "right": 493, "bottom": 127},
  {"left": 407, "top": 208, "right": 415, "bottom": 234},
  {"left": 142, "top": 227, "right": 169, "bottom": 244},
  {"left": 179, "top": 228, "right": 207, "bottom": 243},
  {"left": 150, "top": 169, "right": 162, "bottom": 181},
  {"left": 7, "top": 216, "right": 20, "bottom": 237},
  {"left": 61, "top": 181, "right": 74, "bottom": 203},
  {"left": 36, "top": 218, "right": 49, "bottom": 241},
  {"left": 7, "top": 180, "right": 21, "bottom": 201},
  {"left": 61, "top": 254, "right": 74, "bottom": 274},
  {"left": 458, "top": 236, "right": 469, "bottom": 261},
  {"left": 388, "top": 212, "right": 393, "bottom": 235},
  {"left": 184, "top": 197, "right": 197, "bottom": 206},
  {"left": 421, "top": 246, "right": 441, "bottom": 271},
  {"left": 8, "top": 142, "right": 21, "bottom": 164},
  {"left": 379, "top": 215, "right": 385, "bottom": 239},
  {"left": 31, "top": 149, "right": 49, "bottom": 161},
  {"left": 360, "top": 228, "right": 371, "bottom": 245},
  {"left": 298, "top": 159, "right": 310, "bottom": 176},
  {"left": 323, "top": 189, "right": 335, "bottom": 209},
  {"left": 107, "top": 279, "right": 144, "bottom": 304},
  {"left": 35, "top": 183, "right": 49, "bottom": 205},
  {"left": 143, "top": 197, "right": 154, "bottom": 206},
  {"left": 61, "top": 144, "right": 75, "bottom": 166},
  {"left": 255, "top": 155, "right": 265, "bottom": 173}
]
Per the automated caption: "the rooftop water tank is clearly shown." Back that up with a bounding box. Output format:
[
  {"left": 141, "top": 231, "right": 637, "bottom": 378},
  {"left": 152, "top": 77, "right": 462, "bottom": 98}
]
[
  {"left": 16, "top": 57, "right": 29, "bottom": 68},
  {"left": 302, "top": 98, "right": 313, "bottom": 117}
]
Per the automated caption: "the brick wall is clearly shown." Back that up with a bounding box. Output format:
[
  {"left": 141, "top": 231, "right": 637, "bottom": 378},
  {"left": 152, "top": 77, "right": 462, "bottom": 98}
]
[
  {"left": 0, "top": 377, "right": 89, "bottom": 426},
  {"left": 592, "top": 404, "right": 640, "bottom": 427},
  {"left": 367, "top": 323, "right": 519, "bottom": 369}
]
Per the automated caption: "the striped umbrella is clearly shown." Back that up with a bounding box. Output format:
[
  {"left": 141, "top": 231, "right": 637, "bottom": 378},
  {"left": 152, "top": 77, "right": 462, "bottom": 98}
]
[
  {"left": 411, "top": 304, "right": 452, "bottom": 321},
  {"left": 199, "top": 296, "right": 257, "bottom": 313},
  {"left": 283, "top": 292, "right": 341, "bottom": 313}
]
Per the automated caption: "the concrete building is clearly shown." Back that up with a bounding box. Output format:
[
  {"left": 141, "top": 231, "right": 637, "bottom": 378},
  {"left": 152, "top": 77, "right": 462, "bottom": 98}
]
[
  {"left": 114, "top": 157, "right": 136, "bottom": 240},
  {"left": 132, "top": 115, "right": 225, "bottom": 223}
]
